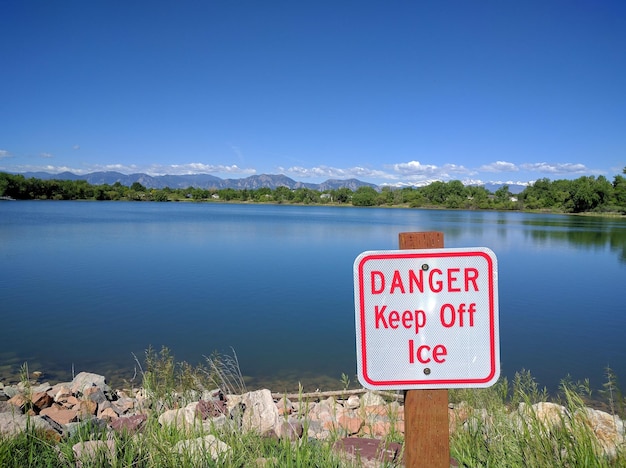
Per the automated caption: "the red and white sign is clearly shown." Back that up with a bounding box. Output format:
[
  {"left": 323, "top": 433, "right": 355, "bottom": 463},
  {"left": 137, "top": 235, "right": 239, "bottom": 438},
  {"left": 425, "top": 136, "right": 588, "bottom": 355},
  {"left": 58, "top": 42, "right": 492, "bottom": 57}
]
[{"left": 353, "top": 247, "right": 499, "bottom": 390}]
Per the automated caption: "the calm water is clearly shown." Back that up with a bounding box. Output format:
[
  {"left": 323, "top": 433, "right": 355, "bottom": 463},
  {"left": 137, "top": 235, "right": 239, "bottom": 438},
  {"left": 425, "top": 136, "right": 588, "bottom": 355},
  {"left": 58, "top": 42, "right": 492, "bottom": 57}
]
[{"left": 1, "top": 201, "right": 625, "bottom": 392}]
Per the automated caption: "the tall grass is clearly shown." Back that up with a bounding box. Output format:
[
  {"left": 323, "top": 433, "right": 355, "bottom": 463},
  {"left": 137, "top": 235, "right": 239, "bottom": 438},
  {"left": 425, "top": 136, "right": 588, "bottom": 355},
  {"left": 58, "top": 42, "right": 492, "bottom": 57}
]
[
  {"left": 449, "top": 369, "right": 625, "bottom": 467},
  {"left": 1, "top": 351, "right": 624, "bottom": 467}
]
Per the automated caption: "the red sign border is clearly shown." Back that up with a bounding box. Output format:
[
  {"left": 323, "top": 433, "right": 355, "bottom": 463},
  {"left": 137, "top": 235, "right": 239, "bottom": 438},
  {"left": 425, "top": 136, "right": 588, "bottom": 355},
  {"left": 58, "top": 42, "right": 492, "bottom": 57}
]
[{"left": 356, "top": 249, "right": 498, "bottom": 388}]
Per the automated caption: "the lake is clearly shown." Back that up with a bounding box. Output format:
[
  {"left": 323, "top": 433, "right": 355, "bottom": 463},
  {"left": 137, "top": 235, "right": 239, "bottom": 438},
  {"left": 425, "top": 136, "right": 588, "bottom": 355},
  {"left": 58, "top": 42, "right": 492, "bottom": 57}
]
[{"left": 1, "top": 201, "right": 625, "bottom": 393}]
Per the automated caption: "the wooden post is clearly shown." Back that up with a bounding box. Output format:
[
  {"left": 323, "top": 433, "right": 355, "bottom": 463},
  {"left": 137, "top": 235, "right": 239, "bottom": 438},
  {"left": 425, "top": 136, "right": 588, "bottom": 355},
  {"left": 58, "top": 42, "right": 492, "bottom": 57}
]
[{"left": 399, "top": 232, "right": 450, "bottom": 468}]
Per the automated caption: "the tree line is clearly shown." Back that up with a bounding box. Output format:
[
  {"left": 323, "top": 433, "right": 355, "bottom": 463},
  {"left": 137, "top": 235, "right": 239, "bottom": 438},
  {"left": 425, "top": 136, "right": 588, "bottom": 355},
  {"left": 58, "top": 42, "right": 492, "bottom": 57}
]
[{"left": 1, "top": 169, "right": 625, "bottom": 214}]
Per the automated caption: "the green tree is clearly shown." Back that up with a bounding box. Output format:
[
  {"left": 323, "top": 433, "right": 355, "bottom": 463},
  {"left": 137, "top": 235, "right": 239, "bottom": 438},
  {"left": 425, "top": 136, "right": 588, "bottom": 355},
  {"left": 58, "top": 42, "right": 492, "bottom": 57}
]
[
  {"left": 273, "top": 186, "right": 293, "bottom": 202},
  {"left": 493, "top": 185, "right": 516, "bottom": 209},
  {"left": 292, "top": 188, "right": 319, "bottom": 204},
  {"left": 401, "top": 187, "right": 425, "bottom": 207},
  {"left": 130, "top": 182, "right": 147, "bottom": 192},
  {"left": 465, "top": 185, "right": 491, "bottom": 209},
  {"left": 420, "top": 181, "right": 448, "bottom": 205},
  {"left": 332, "top": 187, "right": 352, "bottom": 204},
  {"left": 152, "top": 190, "right": 169, "bottom": 202},
  {"left": 351, "top": 186, "right": 378, "bottom": 206},
  {"left": 613, "top": 174, "right": 626, "bottom": 208},
  {"left": 253, "top": 187, "right": 272, "bottom": 201}
]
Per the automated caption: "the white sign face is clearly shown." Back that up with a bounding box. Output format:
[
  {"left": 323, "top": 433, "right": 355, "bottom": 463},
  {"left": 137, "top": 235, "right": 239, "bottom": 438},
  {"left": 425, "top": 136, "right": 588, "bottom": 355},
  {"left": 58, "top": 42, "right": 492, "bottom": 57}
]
[{"left": 354, "top": 247, "right": 499, "bottom": 390}]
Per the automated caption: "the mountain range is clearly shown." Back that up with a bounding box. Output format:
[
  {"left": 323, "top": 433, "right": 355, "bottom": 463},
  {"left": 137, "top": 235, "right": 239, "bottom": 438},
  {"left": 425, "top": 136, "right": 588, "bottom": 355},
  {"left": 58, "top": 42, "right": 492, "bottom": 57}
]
[{"left": 14, "top": 171, "right": 527, "bottom": 194}]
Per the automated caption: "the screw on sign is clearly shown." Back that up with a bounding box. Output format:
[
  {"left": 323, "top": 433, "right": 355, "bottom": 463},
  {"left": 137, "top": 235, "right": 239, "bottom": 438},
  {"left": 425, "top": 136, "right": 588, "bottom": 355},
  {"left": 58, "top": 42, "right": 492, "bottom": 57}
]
[{"left": 353, "top": 247, "right": 500, "bottom": 390}]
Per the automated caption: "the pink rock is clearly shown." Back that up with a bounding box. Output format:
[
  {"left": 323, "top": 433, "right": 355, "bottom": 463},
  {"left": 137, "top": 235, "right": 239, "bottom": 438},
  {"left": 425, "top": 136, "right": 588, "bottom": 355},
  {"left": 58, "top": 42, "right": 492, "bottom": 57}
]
[
  {"left": 362, "top": 420, "right": 391, "bottom": 438},
  {"left": 7, "top": 394, "right": 29, "bottom": 412},
  {"left": 39, "top": 406, "right": 78, "bottom": 425},
  {"left": 110, "top": 414, "right": 147, "bottom": 434},
  {"left": 333, "top": 437, "right": 402, "bottom": 467},
  {"left": 52, "top": 385, "right": 72, "bottom": 403},
  {"left": 98, "top": 407, "right": 119, "bottom": 421},
  {"left": 31, "top": 392, "right": 53, "bottom": 411},
  {"left": 77, "top": 400, "right": 97, "bottom": 417},
  {"left": 62, "top": 396, "right": 80, "bottom": 409},
  {"left": 337, "top": 414, "right": 364, "bottom": 435}
]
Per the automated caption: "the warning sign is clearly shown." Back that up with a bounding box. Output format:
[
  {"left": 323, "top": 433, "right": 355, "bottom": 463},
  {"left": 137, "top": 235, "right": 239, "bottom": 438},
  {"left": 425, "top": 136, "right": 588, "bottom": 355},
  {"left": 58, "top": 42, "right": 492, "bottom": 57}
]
[{"left": 353, "top": 247, "right": 500, "bottom": 390}]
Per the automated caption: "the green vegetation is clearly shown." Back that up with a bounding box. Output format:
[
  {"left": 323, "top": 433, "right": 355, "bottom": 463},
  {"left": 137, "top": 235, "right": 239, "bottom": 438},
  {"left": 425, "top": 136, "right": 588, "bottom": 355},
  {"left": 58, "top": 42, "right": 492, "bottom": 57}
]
[
  {"left": 2, "top": 167, "right": 626, "bottom": 214},
  {"left": 1, "top": 349, "right": 624, "bottom": 467}
]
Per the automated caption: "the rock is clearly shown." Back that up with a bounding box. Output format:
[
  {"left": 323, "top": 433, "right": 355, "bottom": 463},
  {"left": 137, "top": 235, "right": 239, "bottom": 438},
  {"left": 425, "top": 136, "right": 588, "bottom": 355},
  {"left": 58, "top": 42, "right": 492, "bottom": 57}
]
[
  {"left": 361, "top": 391, "right": 386, "bottom": 407},
  {"left": 39, "top": 405, "right": 79, "bottom": 425},
  {"left": 72, "top": 440, "right": 116, "bottom": 468},
  {"left": 517, "top": 402, "right": 570, "bottom": 433},
  {"left": 29, "top": 382, "right": 52, "bottom": 394},
  {"left": 333, "top": 437, "right": 403, "bottom": 468},
  {"left": 62, "top": 395, "right": 81, "bottom": 409},
  {"left": 110, "top": 413, "right": 147, "bottom": 434},
  {"left": 51, "top": 384, "right": 72, "bottom": 402},
  {"left": 77, "top": 399, "right": 98, "bottom": 418},
  {"left": 65, "top": 418, "right": 109, "bottom": 439},
  {"left": 274, "top": 418, "right": 304, "bottom": 441},
  {"left": 240, "top": 389, "right": 279, "bottom": 435},
  {"left": 576, "top": 408, "right": 625, "bottom": 457},
  {"left": 98, "top": 407, "right": 119, "bottom": 421},
  {"left": 7, "top": 394, "right": 29, "bottom": 412},
  {"left": 2, "top": 385, "right": 18, "bottom": 399},
  {"left": 111, "top": 397, "right": 135, "bottom": 415},
  {"left": 275, "top": 397, "right": 293, "bottom": 416},
  {"left": 337, "top": 412, "right": 364, "bottom": 436},
  {"left": 158, "top": 406, "right": 196, "bottom": 430},
  {"left": 84, "top": 386, "right": 108, "bottom": 405},
  {"left": 31, "top": 391, "right": 53, "bottom": 412},
  {"left": 38, "top": 414, "right": 66, "bottom": 438},
  {"left": 173, "top": 435, "right": 231, "bottom": 462},
  {"left": 70, "top": 372, "right": 110, "bottom": 396},
  {"left": 346, "top": 395, "right": 360, "bottom": 409},
  {"left": 196, "top": 399, "right": 228, "bottom": 419},
  {"left": 0, "top": 401, "right": 14, "bottom": 414},
  {"left": 0, "top": 412, "right": 54, "bottom": 435}
]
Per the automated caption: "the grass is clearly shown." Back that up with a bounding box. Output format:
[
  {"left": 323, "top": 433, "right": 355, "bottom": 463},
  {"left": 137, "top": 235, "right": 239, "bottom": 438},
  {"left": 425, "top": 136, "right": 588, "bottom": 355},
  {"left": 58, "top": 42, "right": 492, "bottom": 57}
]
[{"left": 1, "top": 350, "right": 624, "bottom": 467}]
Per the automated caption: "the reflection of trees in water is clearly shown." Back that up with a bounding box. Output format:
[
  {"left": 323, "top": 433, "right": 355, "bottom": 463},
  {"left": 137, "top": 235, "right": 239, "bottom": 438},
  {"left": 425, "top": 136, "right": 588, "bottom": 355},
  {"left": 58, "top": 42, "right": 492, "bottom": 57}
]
[{"left": 527, "top": 225, "right": 626, "bottom": 263}]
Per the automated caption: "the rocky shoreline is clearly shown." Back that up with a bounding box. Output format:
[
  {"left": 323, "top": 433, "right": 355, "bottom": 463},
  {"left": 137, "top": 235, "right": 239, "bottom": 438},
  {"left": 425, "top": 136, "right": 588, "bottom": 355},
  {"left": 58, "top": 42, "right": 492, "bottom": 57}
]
[{"left": 1, "top": 372, "right": 625, "bottom": 466}]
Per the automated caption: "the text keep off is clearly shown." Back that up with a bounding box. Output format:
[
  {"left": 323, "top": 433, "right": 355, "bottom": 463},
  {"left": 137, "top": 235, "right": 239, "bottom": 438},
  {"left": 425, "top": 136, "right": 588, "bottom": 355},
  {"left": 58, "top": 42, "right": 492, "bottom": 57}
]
[{"left": 353, "top": 248, "right": 500, "bottom": 390}]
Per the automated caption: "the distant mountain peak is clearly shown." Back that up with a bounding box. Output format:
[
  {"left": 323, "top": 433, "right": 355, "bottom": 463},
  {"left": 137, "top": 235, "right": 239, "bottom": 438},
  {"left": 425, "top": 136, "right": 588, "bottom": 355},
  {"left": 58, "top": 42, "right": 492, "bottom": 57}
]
[{"left": 17, "top": 171, "right": 377, "bottom": 191}]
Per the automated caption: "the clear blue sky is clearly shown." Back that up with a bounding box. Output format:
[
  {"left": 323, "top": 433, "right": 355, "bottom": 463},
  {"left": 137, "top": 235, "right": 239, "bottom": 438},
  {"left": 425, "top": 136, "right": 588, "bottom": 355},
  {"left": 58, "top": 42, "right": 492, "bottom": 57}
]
[{"left": 1, "top": 1, "right": 624, "bottom": 187}]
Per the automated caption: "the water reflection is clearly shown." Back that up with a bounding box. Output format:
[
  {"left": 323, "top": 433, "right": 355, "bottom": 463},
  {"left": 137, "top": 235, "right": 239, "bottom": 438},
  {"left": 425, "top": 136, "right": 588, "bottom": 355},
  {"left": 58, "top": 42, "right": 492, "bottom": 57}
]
[
  {"left": 524, "top": 222, "right": 626, "bottom": 263},
  {"left": 1, "top": 202, "right": 625, "bottom": 392}
]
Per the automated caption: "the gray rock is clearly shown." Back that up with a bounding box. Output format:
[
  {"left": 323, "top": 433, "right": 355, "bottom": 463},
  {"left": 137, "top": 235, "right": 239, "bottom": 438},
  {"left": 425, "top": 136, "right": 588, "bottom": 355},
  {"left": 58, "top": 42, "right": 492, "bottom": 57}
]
[
  {"left": 0, "top": 412, "right": 54, "bottom": 435},
  {"left": 72, "top": 440, "right": 116, "bottom": 468},
  {"left": 274, "top": 418, "right": 304, "bottom": 441},
  {"left": 70, "top": 372, "right": 110, "bottom": 396},
  {"left": 240, "top": 389, "right": 279, "bottom": 435},
  {"left": 2, "top": 385, "right": 19, "bottom": 399},
  {"left": 173, "top": 435, "right": 230, "bottom": 462},
  {"left": 361, "top": 391, "right": 385, "bottom": 407}
]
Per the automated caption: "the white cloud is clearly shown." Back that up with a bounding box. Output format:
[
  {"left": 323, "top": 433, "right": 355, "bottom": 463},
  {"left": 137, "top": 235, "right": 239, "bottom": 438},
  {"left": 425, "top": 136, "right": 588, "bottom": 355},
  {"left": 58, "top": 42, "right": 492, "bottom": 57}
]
[
  {"left": 281, "top": 165, "right": 395, "bottom": 180},
  {"left": 40, "top": 152, "right": 53, "bottom": 158},
  {"left": 0, "top": 149, "right": 10, "bottom": 158},
  {"left": 0, "top": 162, "right": 257, "bottom": 177},
  {"left": 480, "top": 161, "right": 518, "bottom": 172},
  {"left": 72, "top": 145, "right": 80, "bottom": 150},
  {"left": 382, "top": 160, "right": 473, "bottom": 186},
  {"left": 2, "top": 164, "right": 84, "bottom": 174},
  {"left": 68, "top": 162, "right": 257, "bottom": 176},
  {"left": 390, "top": 160, "right": 438, "bottom": 175},
  {"left": 520, "top": 162, "right": 588, "bottom": 174},
  {"left": 488, "top": 180, "right": 531, "bottom": 186}
]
